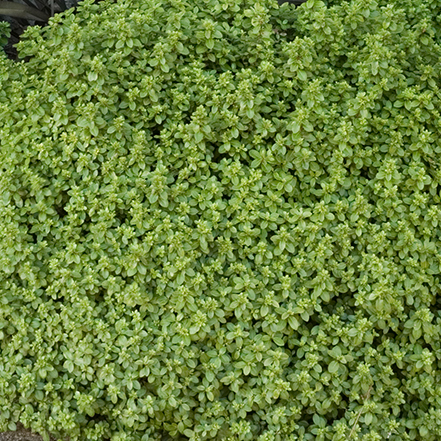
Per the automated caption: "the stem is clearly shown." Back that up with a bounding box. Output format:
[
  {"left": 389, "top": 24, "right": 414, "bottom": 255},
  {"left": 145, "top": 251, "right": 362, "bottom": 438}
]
[{"left": 348, "top": 383, "right": 373, "bottom": 440}]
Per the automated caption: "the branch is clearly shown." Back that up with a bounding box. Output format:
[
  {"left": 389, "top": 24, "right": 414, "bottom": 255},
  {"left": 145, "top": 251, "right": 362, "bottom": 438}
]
[{"left": 348, "top": 383, "right": 374, "bottom": 440}]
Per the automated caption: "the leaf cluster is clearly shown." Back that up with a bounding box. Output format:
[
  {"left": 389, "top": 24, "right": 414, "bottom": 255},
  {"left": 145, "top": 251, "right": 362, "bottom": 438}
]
[{"left": 0, "top": 0, "right": 107, "bottom": 61}]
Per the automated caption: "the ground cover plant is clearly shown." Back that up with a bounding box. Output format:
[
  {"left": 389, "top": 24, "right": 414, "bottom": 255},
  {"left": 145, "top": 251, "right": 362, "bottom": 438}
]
[
  {"left": 1, "top": 0, "right": 441, "bottom": 440},
  {"left": 0, "top": 0, "right": 102, "bottom": 61}
]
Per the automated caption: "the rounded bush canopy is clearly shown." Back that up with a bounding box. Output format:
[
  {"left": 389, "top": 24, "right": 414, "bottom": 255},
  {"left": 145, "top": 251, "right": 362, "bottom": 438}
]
[{"left": 1, "top": 0, "right": 441, "bottom": 440}]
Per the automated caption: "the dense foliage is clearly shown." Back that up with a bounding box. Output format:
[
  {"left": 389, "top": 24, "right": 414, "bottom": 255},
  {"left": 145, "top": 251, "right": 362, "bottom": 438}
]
[
  {"left": 1, "top": 0, "right": 441, "bottom": 440},
  {"left": 0, "top": 0, "right": 99, "bottom": 61}
]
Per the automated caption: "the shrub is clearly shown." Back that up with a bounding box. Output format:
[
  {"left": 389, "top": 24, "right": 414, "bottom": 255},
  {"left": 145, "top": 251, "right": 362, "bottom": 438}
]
[
  {"left": 1, "top": 0, "right": 441, "bottom": 440},
  {"left": 0, "top": 0, "right": 106, "bottom": 61}
]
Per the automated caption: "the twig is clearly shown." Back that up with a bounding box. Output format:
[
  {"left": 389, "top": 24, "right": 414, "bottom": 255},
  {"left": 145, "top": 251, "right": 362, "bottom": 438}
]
[{"left": 348, "top": 383, "right": 373, "bottom": 440}]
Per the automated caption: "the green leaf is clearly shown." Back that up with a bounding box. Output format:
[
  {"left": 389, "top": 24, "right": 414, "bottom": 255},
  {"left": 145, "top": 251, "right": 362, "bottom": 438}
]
[
  {"left": 300, "top": 312, "right": 309, "bottom": 321},
  {"left": 194, "top": 132, "right": 203, "bottom": 143},
  {"left": 288, "top": 121, "right": 300, "bottom": 133},
  {"left": 297, "top": 70, "right": 307, "bottom": 81},
  {"left": 90, "top": 125, "right": 99, "bottom": 137},
  {"left": 127, "top": 267, "right": 137, "bottom": 277},
  {"left": 64, "top": 360, "right": 74, "bottom": 373},
  {"left": 77, "top": 116, "right": 89, "bottom": 128},
  {"left": 364, "top": 412, "right": 373, "bottom": 425},
  {"left": 328, "top": 361, "right": 339, "bottom": 374},
  {"left": 288, "top": 316, "right": 299, "bottom": 330}
]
